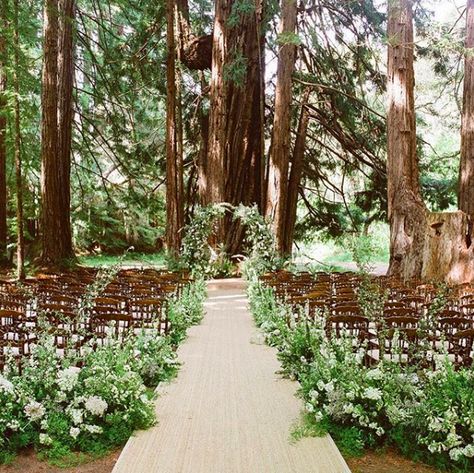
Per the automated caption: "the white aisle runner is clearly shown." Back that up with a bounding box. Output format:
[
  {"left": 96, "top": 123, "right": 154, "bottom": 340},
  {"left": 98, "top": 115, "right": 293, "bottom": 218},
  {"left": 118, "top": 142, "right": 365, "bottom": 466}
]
[{"left": 113, "top": 279, "right": 351, "bottom": 473}]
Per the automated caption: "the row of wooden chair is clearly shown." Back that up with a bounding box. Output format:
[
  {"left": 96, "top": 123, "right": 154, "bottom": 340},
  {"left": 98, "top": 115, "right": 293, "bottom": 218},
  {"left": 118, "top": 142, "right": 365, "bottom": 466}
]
[
  {"left": 261, "top": 270, "right": 474, "bottom": 368},
  {"left": 0, "top": 269, "right": 192, "bottom": 370}
]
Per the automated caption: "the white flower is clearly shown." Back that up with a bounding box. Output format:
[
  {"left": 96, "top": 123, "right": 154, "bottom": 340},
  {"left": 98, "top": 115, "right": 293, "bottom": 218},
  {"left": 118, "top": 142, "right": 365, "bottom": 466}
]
[
  {"left": 24, "top": 401, "right": 46, "bottom": 421},
  {"left": 343, "top": 403, "right": 354, "bottom": 414},
  {"left": 324, "top": 381, "right": 334, "bottom": 393},
  {"left": 69, "top": 408, "right": 83, "bottom": 425},
  {"left": 0, "top": 375, "right": 14, "bottom": 394},
  {"left": 463, "top": 444, "right": 474, "bottom": 458},
  {"left": 305, "top": 402, "right": 314, "bottom": 413},
  {"left": 39, "top": 433, "right": 53, "bottom": 445},
  {"left": 57, "top": 366, "right": 81, "bottom": 392},
  {"left": 366, "top": 369, "right": 382, "bottom": 381},
  {"left": 449, "top": 447, "right": 463, "bottom": 462},
  {"left": 85, "top": 396, "right": 108, "bottom": 416},
  {"left": 84, "top": 424, "right": 103, "bottom": 434},
  {"left": 308, "top": 389, "right": 319, "bottom": 400},
  {"left": 314, "top": 411, "right": 323, "bottom": 422},
  {"left": 428, "top": 417, "right": 444, "bottom": 433},
  {"left": 7, "top": 420, "right": 20, "bottom": 431},
  {"left": 363, "top": 387, "right": 382, "bottom": 401},
  {"left": 70, "top": 427, "right": 80, "bottom": 439}
]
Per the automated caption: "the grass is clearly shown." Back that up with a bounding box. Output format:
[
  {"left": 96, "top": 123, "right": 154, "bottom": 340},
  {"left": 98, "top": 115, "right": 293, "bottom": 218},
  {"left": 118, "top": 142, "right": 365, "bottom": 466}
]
[{"left": 294, "top": 223, "right": 390, "bottom": 269}]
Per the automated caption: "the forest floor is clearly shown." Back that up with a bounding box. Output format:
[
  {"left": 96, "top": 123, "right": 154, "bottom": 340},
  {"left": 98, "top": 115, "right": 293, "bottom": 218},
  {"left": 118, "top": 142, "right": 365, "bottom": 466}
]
[
  {"left": 0, "top": 444, "right": 442, "bottom": 473},
  {"left": 0, "top": 448, "right": 120, "bottom": 473}
]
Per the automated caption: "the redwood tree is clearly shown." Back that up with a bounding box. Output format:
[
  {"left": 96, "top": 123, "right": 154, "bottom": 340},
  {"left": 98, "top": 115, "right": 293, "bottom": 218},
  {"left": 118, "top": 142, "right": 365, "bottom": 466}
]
[
  {"left": 166, "top": 0, "right": 184, "bottom": 255},
  {"left": 13, "top": 0, "right": 24, "bottom": 279},
  {"left": 266, "top": 0, "right": 298, "bottom": 255},
  {"left": 459, "top": 0, "right": 474, "bottom": 217},
  {"left": 386, "top": 0, "right": 426, "bottom": 280},
  {"left": 207, "top": 0, "right": 266, "bottom": 253},
  {"left": 40, "top": 0, "right": 75, "bottom": 266},
  {"left": 282, "top": 88, "right": 310, "bottom": 255},
  {"left": 0, "top": 0, "right": 7, "bottom": 265},
  {"left": 57, "top": 0, "right": 75, "bottom": 258}
]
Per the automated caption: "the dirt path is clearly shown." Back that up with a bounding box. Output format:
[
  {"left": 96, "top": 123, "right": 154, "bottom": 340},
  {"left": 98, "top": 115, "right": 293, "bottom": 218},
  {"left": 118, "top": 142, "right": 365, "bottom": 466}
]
[{"left": 113, "top": 279, "right": 350, "bottom": 473}]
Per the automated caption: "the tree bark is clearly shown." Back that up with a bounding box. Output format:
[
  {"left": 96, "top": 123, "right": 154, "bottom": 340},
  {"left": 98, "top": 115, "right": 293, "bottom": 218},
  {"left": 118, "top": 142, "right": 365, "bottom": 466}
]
[
  {"left": 266, "top": 0, "right": 298, "bottom": 254},
  {"left": 13, "top": 0, "right": 24, "bottom": 279},
  {"left": 41, "top": 0, "right": 64, "bottom": 267},
  {"left": 282, "top": 87, "right": 310, "bottom": 255},
  {"left": 57, "top": 0, "right": 75, "bottom": 259},
  {"left": 165, "top": 0, "right": 184, "bottom": 256},
  {"left": 0, "top": 0, "right": 7, "bottom": 265},
  {"left": 206, "top": 0, "right": 266, "bottom": 253},
  {"left": 459, "top": 0, "right": 474, "bottom": 218},
  {"left": 206, "top": 0, "right": 227, "bottom": 211},
  {"left": 422, "top": 212, "right": 474, "bottom": 284},
  {"left": 386, "top": 0, "right": 427, "bottom": 280}
]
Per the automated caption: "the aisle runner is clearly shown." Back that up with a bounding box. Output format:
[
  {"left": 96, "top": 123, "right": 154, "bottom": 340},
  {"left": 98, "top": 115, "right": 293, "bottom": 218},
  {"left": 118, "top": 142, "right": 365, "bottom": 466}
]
[{"left": 113, "top": 279, "right": 351, "bottom": 473}]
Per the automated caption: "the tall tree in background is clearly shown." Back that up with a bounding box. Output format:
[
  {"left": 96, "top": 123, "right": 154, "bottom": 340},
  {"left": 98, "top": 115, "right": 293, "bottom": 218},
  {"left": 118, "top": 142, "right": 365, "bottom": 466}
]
[
  {"left": 57, "top": 0, "right": 75, "bottom": 258},
  {"left": 386, "top": 0, "right": 426, "bottom": 279},
  {"left": 13, "top": 0, "right": 24, "bottom": 279},
  {"left": 266, "top": 0, "right": 298, "bottom": 255},
  {"left": 166, "top": 0, "right": 184, "bottom": 255},
  {"left": 282, "top": 88, "right": 310, "bottom": 255},
  {"left": 460, "top": 0, "right": 474, "bottom": 218},
  {"left": 41, "top": 0, "right": 74, "bottom": 267},
  {"left": 207, "top": 0, "right": 266, "bottom": 253},
  {"left": 0, "top": 0, "right": 7, "bottom": 265}
]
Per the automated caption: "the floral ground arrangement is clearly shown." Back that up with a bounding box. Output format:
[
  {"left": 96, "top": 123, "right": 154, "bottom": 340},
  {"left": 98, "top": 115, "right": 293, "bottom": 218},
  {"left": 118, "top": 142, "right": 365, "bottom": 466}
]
[
  {"left": 0, "top": 266, "right": 206, "bottom": 465},
  {"left": 248, "top": 269, "right": 474, "bottom": 472}
]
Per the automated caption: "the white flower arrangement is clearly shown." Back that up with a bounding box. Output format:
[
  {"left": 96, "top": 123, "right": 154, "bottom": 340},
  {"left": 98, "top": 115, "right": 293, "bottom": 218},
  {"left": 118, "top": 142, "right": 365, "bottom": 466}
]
[{"left": 24, "top": 401, "right": 46, "bottom": 422}]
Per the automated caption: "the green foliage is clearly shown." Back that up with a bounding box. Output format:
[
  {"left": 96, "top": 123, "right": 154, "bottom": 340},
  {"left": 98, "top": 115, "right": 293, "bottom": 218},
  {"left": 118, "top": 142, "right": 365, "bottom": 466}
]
[
  {"left": 234, "top": 204, "right": 284, "bottom": 279},
  {"left": 276, "top": 31, "right": 301, "bottom": 46},
  {"left": 223, "top": 49, "right": 248, "bottom": 87},
  {"left": 227, "top": 0, "right": 256, "bottom": 28},
  {"left": 180, "top": 203, "right": 228, "bottom": 276}
]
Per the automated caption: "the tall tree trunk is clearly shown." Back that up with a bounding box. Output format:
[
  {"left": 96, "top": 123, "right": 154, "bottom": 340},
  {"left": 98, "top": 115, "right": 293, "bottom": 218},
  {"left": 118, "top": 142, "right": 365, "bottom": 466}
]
[
  {"left": 206, "top": 0, "right": 226, "bottom": 212},
  {"left": 265, "top": 0, "right": 298, "bottom": 255},
  {"left": 0, "top": 0, "right": 7, "bottom": 265},
  {"left": 165, "top": 0, "right": 184, "bottom": 256},
  {"left": 282, "top": 87, "right": 310, "bottom": 255},
  {"left": 41, "top": 0, "right": 74, "bottom": 267},
  {"left": 459, "top": 0, "right": 474, "bottom": 218},
  {"left": 57, "top": 0, "right": 75, "bottom": 258},
  {"left": 386, "top": 0, "right": 426, "bottom": 280},
  {"left": 41, "top": 0, "right": 61, "bottom": 266},
  {"left": 13, "top": 0, "right": 24, "bottom": 279},
  {"left": 207, "top": 0, "right": 266, "bottom": 254}
]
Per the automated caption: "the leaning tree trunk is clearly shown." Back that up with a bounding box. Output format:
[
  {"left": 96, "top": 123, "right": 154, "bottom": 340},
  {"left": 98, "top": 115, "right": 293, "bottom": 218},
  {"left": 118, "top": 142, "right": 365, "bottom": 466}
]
[
  {"left": 282, "top": 88, "right": 310, "bottom": 256},
  {"left": 459, "top": 0, "right": 474, "bottom": 218},
  {"left": 165, "top": 0, "right": 184, "bottom": 256},
  {"left": 57, "top": 0, "right": 75, "bottom": 259},
  {"left": 386, "top": 0, "right": 427, "bottom": 280},
  {"left": 0, "top": 0, "right": 7, "bottom": 265},
  {"left": 266, "top": 0, "right": 298, "bottom": 255}
]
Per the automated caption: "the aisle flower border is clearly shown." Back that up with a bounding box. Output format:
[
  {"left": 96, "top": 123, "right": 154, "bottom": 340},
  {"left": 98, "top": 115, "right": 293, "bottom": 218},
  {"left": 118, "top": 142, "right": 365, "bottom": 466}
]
[
  {"left": 247, "top": 277, "right": 474, "bottom": 472},
  {"left": 0, "top": 267, "right": 206, "bottom": 465}
]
